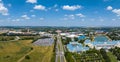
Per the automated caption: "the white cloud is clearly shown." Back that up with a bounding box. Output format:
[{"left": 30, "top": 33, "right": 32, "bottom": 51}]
[
  {"left": 30, "top": 10, "right": 34, "bottom": 12},
  {"left": 81, "top": 19, "right": 85, "bottom": 21},
  {"left": 100, "top": 19, "right": 104, "bottom": 22},
  {"left": 112, "top": 9, "right": 120, "bottom": 16},
  {"left": 12, "top": 19, "right": 20, "bottom": 22},
  {"left": 21, "top": 15, "right": 30, "bottom": 20},
  {"left": 62, "top": 5, "right": 81, "bottom": 11},
  {"left": 63, "top": 13, "right": 85, "bottom": 20},
  {"left": 8, "top": 4, "right": 12, "bottom": 7},
  {"left": 112, "top": 19, "right": 116, "bottom": 21},
  {"left": 64, "top": 14, "right": 75, "bottom": 20},
  {"left": 16, "top": 19, "right": 20, "bottom": 21},
  {"left": 33, "top": 5, "right": 46, "bottom": 10},
  {"left": 107, "top": 6, "right": 113, "bottom": 10},
  {"left": 103, "top": 0, "right": 111, "bottom": 2},
  {"left": 40, "top": 18, "right": 44, "bottom": 20},
  {"left": 54, "top": 4, "right": 58, "bottom": 8},
  {"left": 0, "top": 3, "right": 9, "bottom": 15},
  {"left": 26, "top": 0, "right": 37, "bottom": 3},
  {"left": 31, "top": 15, "right": 36, "bottom": 17},
  {"left": 62, "top": 18, "right": 68, "bottom": 20},
  {"left": 55, "top": 9, "right": 59, "bottom": 11},
  {"left": 76, "top": 13, "right": 85, "bottom": 17}
]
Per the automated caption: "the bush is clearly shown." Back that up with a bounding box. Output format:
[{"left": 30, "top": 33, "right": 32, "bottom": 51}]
[
  {"left": 25, "top": 55, "right": 30, "bottom": 59},
  {"left": 65, "top": 52, "right": 74, "bottom": 62},
  {"left": 100, "top": 49, "right": 111, "bottom": 62}
]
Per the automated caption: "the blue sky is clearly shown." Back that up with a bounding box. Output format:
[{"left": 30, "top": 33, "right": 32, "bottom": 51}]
[{"left": 0, "top": 0, "right": 120, "bottom": 27}]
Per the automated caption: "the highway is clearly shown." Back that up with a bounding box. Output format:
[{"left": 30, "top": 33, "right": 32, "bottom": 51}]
[{"left": 55, "top": 35, "right": 66, "bottom": 62}]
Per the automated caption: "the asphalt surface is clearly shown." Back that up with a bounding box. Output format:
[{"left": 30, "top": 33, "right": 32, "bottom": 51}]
[{"left": 55, "top": 35, "right": 66, "bottom": 62}]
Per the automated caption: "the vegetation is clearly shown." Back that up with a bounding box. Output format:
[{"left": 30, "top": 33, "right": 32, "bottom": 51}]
[
  {"left": 109, "top": 47, "right": 120, "bottom": 61},
  {"left": 89, "top": 35, "right": 94, "bottom": 41},
  {"left": 61, "top": 37, "right": 71, "bottom": 45},
  {"left": 65, "top": 49, "right": 105, "bottom": 62},
  {"left": 0, "top": 35, "right": 54, "bottom": 62},
  {"left": 65, "top": 52, "right": 74, "bottom": 62},
  {"left": 100, "top": 49, "right": 111, "bottom": 62},
  {"left": 0, "top": 36, "right": 15, "bottom": 41},
  {"left": 78, "top": 39, "right": 85, "bottom": 44},
  {"left": 51, "top": 36, "right": 57, "bottom": 62},
  {"left": 107, "top": 52, "right": 118, "bottom": 62},
  {"left": 22, "top": 45, "right": 54, "bottom": 62},
  {"left": 0, "top": 40, "right": 32, "bottom": 62}
]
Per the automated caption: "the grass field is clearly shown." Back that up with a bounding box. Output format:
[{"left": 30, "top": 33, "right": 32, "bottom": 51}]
[
  {"left": 0, "top": 39, "right": 54, "bottom": 62},
  {"left": 21, "top": 45, "right": 54, "bottom": 62},
  {"left": 107, "top": 52, "right": 118, "bottom": 62},
  {"left": 0, "top": 40, "right": 32, "bottom": 62}
]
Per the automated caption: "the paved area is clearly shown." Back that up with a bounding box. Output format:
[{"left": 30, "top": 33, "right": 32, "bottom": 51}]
[
  {"left": 55, "top": 35, "right": 66, "bottom": 62},
  {"left": 33, "top": 38, "right": 54, "bottom": 46}
]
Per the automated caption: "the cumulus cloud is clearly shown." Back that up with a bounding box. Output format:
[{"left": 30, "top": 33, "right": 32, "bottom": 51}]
[
  {"left": 76, "top": 13, "right": 85, "bottom": 17},
  {"left": 26, "top": 0, "right": 37, "bottom": 4},
  {"left": 107, "top": 6, "right": 113, "bottom": 10},
  {"left": 12, "top": 19, "right": 20, "bottom": 22},
  {"left": 54, "top": 4, "right": 58, "bottom": 8},
  {"left": 8, "top": 4, "right": 12, "bottom": 7},
  {"left": 63, "top": 13, "right": 85, "bottom": 20},
  {"left": 103, "top": 0, "right": 111, "bottom": 2},
  {"left": 106, "top": 6, "right": 120, "bottom": 16},
  {"left": 62, "top": 5, "right": 81, "bottom": 11},
  {"left": 40, "top": 18, "right": 44, "bottom": 20},
  {"left": 0, "top": 3, "right": 9, "bottom": 15},
  {"left": 30, "top": 10, "right": 34, "bottom": 12},
  {"left": 55, "top": 9, "right": 59, "bottom": 11},
  {"left": 112, "top": 9, "right": 120, "bottom": 16},
  {"left": 31, "top": 15, "right": 36, "bottom": 17},
  {"left": 33, "top": 5, "right": 46, "bottom": 10},
  {"left": 21, "top": 15, "right": 30, "bottom": 20},
  {"left": 64, "top": 14, "right": 75, "bottom": 20}
]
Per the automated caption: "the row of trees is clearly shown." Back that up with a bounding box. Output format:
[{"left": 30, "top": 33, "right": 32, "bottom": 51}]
[
  {"left": 107, "top": 31, "right": 120, "bottom": 40},
  {"left": 65, "top": 52, "right": 74, "bottom": 62},
  {"left": 61, "top": 37, "right": 71, "bottom": 45},
  {"left": 109, "top": 47, "right": 120, "bottom": 60},
  {"left": 31, "top": 36, "right": 50, "bottom": 43},
  {"left": 61, "top": 37, "right": 86, "bottom": 45},
  {"left": 0, "top": 36, "right": 15, "bottom": 41},
  {"left": 66, "top": 48, "right": 105, "bottom": 62},
  {"left": 51, "top": 36, "right": 57, "bottom": 62},
  {"left": 100, "top": 49, "right": 111, "bottom": 62}
]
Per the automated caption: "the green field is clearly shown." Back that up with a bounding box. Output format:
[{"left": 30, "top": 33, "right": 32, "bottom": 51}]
[
  {"left": 21, "top": 45, "right": 54, "bottom": 62},
  {"left": 0, "top": 40, "right": 32, "bottom": 62},
  {"left": 107, "top": 52, "right": 118, "bottom": 62},
  {"left": 0, "top": 40, "right": 54, "bottom": 62}
]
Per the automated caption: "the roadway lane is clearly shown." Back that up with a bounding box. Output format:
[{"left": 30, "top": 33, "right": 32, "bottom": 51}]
[{"left": 55, "top": 35, "right": 66, "bottom": 62}]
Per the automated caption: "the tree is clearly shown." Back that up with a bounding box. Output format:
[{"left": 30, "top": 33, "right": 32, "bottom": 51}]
[
  {"left": 25, "top": 55, "right": 30, "bottom": 59},
  {"left": 100, "top": 49, "right": 111, "bottom": 62}
]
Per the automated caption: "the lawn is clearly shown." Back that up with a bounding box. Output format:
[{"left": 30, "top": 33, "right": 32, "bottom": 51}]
[
  {"left": 107, "top": 52, "right": 118, "bottom": 62},
  {"left": 0, "top": 40, "right": 33, "bottom": 62},
  {"left": 0, "top": 39, "right": 54, "bottom": 62},
  {"left": 21, "top": 45, "right": 54, "bottom": 62}
]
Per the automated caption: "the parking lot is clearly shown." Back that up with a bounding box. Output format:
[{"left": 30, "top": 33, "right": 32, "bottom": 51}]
[{"left": 33, "top": 38, "right": 54, "bottom": 46}]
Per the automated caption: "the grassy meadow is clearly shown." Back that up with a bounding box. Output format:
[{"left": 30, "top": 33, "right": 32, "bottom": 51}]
[
  {"left": 0, "top": 39, "right": 54, "bottom": 62},
  {"left": 22, "top": 45, "right": 54, "bottom": 62}
]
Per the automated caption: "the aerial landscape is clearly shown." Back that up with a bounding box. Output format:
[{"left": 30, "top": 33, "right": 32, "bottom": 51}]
[{"left": 0, "top": 0, "right": 120, "bottom": 62}]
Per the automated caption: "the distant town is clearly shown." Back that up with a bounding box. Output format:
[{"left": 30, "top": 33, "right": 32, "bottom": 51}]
[{"left": 0, "top": 26, "right": 120, "bottom": 62}]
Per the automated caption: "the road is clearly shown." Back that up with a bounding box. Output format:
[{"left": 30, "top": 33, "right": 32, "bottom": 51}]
[{"left": 55, "top": 35, "right": 66, "bottom": 62}]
